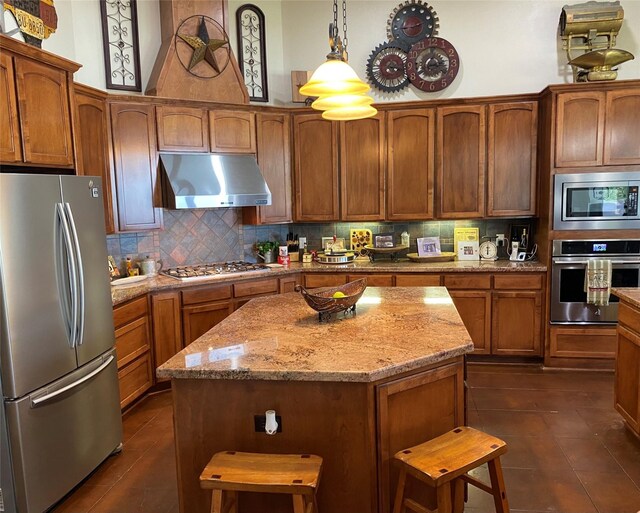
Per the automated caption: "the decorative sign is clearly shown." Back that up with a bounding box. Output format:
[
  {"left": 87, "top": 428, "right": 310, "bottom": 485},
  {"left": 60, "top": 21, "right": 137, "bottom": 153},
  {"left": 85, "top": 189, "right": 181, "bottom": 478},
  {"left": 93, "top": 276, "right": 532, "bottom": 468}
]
[
  {"left": 2, "top": 0, "right": 58, "bottom": 47},
  {"left": 175, "top": 15, "right": 231, "bottom": 78},
  {"left": 236, "top": 4, "right": 268, "bottom": 102},
  {"left": 100, "top": 0, "right": 141, "bottom": 91}
]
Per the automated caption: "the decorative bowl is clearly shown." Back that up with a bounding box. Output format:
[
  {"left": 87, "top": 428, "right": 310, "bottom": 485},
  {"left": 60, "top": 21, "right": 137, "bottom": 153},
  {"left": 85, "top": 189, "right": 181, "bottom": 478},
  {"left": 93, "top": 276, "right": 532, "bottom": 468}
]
[
  {"left": 295, "top": 278, "right": 367, "bottom": 321},
  {"left": 406, "top": 252, "right": 456, "bottom": 263}
]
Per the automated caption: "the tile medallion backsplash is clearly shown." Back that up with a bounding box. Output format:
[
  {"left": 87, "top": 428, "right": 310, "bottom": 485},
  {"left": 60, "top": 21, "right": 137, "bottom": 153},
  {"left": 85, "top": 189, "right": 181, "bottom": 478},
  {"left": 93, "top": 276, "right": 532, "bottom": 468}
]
[{"left": 106, "top": 207, "right": 529, "bottom": 272}]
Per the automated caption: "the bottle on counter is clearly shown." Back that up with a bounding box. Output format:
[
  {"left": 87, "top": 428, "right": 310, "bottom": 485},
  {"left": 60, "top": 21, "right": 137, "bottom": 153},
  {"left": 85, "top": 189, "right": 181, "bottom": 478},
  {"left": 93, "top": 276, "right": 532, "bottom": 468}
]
[{"left": 401, "top": 231, "right": 410, "bottom": 247}]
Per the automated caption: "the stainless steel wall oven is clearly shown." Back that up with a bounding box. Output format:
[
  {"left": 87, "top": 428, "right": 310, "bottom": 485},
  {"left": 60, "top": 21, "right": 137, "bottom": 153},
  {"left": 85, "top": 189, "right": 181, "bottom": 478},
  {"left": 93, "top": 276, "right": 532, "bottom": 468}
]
[{"left": 551, "top": 239, "right": 640, "bottom": 324}]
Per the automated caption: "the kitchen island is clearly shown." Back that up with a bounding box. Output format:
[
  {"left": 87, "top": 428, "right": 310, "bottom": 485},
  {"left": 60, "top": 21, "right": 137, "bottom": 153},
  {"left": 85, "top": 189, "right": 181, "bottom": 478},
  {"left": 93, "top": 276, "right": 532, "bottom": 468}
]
[{"left": 158, "top": 286, "right": 474, "bottom": 513}]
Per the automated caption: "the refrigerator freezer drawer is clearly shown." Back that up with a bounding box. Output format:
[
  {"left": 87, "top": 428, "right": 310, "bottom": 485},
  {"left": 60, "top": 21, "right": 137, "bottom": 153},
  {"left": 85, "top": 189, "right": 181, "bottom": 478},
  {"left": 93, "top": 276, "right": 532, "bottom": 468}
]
[{"left": 4, "top": 350, "right": 122, "bottom": 513}]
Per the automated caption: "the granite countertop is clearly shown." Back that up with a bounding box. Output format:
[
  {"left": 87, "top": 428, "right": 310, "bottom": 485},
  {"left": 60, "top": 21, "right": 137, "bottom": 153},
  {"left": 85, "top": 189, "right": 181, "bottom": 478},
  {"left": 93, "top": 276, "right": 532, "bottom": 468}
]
[
  {"left": 111, "top": 259, "right": 547, "bottom": 306},
  {"left": 612, "top": 288, "right": 640, "bottom": 309},
  {"left": 156, "top": 286, "right": 474, "bottom": 382}
]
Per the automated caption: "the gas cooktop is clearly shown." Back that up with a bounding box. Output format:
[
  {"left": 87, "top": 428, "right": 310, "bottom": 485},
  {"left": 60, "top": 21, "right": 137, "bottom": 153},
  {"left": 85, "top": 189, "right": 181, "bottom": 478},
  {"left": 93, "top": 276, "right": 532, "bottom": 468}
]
[{"left": 161, "top": 261, "right": 271, "bottom": 280}]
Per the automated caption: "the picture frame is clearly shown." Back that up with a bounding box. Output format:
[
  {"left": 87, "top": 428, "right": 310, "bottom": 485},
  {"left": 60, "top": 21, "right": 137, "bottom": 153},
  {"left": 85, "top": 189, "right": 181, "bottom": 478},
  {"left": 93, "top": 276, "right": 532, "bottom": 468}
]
[
  {"left": 322, "top": 237, "right": 345, "bottom": 252},
  {"left": 417, "top": 237, "right": 441, "bottom": 257},
  {"left": 373, "top": 232, "right": 394, "bottom": 248},
  {"left": 457, "top": 240, "right": 479, "bottom": 261},
  {"left": 453, "top": 227, "right": 479, "bottom": 253}
]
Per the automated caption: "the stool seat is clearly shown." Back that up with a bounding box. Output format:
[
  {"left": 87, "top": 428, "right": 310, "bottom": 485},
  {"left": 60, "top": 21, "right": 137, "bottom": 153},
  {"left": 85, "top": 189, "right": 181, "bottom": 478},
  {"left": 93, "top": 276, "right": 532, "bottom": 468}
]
[{"left": 394, "top": 426, "right": 507, "bottom": 487}]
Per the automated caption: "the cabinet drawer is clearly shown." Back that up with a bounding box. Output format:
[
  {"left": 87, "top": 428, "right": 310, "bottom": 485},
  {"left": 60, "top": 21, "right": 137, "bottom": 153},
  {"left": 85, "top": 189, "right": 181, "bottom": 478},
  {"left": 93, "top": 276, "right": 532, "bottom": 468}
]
[
  {"left": 304, "top": 274, "right": 349, "bottom": 288},
  {"left": 494, "top": 274, "right": 543, "bottom": 290},
  {"left": 182, "top": 285, "right": 232, "bottom": 306},
  {"left": 550, "top": 326, "right": 617, "bottom": 359},
  {"left": 118, "top": 353, "right": 153, "bottom": 409},
  {"left": 619, "top": 303, "right": 640, "bottom": 335},
  {"left": 234, "top": 278, "right": 279, "bottom": 298},
  {"left": 347, "top": 274, "right": 393, "bottom": 287},
  {"left": 394, "top": 274, "right": 441, "bottom": 287},
  {"left": 115, "top": 316, "right": 151, "bottom": 368},
  {"left": 443, "top": 274, "right": 491, "bottom": 289},
  {"left": 113, "top": 295, "right": 148, "bottom": 329}
]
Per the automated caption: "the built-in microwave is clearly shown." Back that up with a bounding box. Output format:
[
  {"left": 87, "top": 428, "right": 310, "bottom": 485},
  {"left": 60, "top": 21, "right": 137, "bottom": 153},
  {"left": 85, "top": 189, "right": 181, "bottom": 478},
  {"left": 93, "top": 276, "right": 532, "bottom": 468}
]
[{"left": 554, "top": 172, "right": 639, "bottom": 230}]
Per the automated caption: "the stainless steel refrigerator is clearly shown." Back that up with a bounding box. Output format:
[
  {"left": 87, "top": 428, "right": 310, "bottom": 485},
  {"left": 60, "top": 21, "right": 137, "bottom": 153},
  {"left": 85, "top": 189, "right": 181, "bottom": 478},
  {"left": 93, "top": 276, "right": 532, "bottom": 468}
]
[{"left": 0, "top": 174, "right": 122, "bottom": 513}]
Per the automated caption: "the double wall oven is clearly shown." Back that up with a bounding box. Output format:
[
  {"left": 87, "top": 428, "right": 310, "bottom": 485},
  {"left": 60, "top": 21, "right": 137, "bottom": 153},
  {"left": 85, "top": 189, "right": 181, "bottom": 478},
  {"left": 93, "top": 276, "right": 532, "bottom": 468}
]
[{"left": 551, "top": 240, "right": 640, "bottom": 324}]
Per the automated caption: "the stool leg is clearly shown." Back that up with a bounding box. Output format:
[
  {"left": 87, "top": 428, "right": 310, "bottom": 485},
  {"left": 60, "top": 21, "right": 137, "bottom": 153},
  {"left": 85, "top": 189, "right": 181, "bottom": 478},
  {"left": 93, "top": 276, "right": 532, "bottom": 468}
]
[
  {"left": 210, "top": 490, "right": 223, "bottom": 513},
  {"left": 392, "top": 468, "right": 407, "bottom": 513},
  {"left": 436, "top": 482, "right": 453, "bottom": 513},
  {"left": 227, "top": 491, "right": 238, "bottom": 513},
  {"left": 488, "top": 458, "right": 510, "bottom": 513},
  {"left": 292, "top": 494, "right": 306, "bottom": 513},
  {"left": 451, "top": 478, "right": 464, "bottom": 513}
]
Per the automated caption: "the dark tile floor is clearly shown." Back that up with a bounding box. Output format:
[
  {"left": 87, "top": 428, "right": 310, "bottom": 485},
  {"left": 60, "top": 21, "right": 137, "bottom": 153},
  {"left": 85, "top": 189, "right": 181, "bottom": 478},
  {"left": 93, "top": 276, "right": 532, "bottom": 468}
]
[{"left": 52, "top": 364, "right": 640, "bottom": 513}]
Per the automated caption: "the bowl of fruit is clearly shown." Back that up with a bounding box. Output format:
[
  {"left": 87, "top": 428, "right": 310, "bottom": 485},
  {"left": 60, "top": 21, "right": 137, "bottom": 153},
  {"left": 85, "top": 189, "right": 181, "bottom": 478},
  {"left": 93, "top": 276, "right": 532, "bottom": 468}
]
[{"left": 295, "top": 278, "right": 367, "bottom": 321}]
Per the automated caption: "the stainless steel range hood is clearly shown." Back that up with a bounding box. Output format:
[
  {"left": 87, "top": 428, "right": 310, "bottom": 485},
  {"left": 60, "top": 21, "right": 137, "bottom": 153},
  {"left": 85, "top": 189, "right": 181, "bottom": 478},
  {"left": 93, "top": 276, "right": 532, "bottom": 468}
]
[{"left": 159, "top": 154, "right": 271, "bottom": 209}]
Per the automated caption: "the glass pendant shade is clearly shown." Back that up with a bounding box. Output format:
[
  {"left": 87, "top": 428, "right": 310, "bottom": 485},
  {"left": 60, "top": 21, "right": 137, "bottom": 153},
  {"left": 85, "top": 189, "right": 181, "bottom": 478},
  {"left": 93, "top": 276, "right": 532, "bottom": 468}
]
[
  {"left": 299, "top": 59, "right": 370, "bottom": 97},
  {"left": 311, "top": 93, "right": 374, "bottom": 110},
  {"left": 321, "top": 105, "right": 378, "bottom": 121}
]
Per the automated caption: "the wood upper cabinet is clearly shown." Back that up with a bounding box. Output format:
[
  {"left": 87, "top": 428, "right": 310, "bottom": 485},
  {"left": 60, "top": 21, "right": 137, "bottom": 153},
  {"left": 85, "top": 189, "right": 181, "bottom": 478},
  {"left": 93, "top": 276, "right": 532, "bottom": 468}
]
[
  {"left": 110, "top": 102, "right": 163, "bottom": 231},
  {"left": 243, "top": 113, "right": 292, "bottom": 225},
  {"left": 74, "top": 84, "right": 116, "bottom": 233},
  {"left": 386, "top": 109, "right": 435, "bottom": 221},
  {"left": 555, "top": 91, "right": 605, "bottom": 167},
  {"left": 0, "top": 52, "right": 21, "bottom": 163},
  {"left": 604, "top": 89, "right": 640, "bottom": 165},
  {"left": 293, "top": 113, "right": 339, "bottom": 221},
  {"left": 491, "top": 290, "right": 542, "bottom": 355},
  {"left": 156, "top": 105, "right": 209, "bottom": 152},
  {"left": 209, "top": 110, "right": 256, "bottom": 153},
  {"left": 151, "top": 291, "right": 183, "bottom": 370},
  {"left": 437, "top": 105, "right": 486, "bottom": 218},
  {"left": 487, "top": 102, "right": 537, "bottom": 216},
  {"left": 340, "top": 114, "right": 385, "bottom": 220}
]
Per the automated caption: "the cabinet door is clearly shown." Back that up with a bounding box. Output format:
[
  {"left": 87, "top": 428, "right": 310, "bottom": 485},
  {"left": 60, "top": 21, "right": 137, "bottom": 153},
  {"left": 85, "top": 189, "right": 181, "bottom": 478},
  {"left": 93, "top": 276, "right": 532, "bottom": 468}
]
[
  {"left": 279, "top": 275, "right": 300, "bottom": 293},
  {"left": 74, "top": 87, "right": 116, "bottom": 233},
  {"left": 209, "top": 110, "right": 256, "bottom": 153},
  {"left": 386, "top": 109, "right": 435, "bottom": 220},
  {"left": 555, "top": 91, "right": 605, "bottom": 167},
  {"left": 615, "top": 325, "right": 640, "bottom": 433},
  {"left": 293, "top": 113, "right": 339, "bottom": 221},
  {"left": 304, "top": 273, "right": 348, "bottom": 288},
  {"left": 156, "top": 106, "right": 209, "bottom": 152},
  {"left": 491, "top": 290, "right": 542, "bottom": 355},
  {"left": 151, "top": 292, "right": 183, "bottom": 368},
  {"left": 487, "top": 102, "right": 537, "bottom": 216},
  {"left": 604, "top": 89, "right": 640, "bottom": 165},
  {"left": 244, "top": 113, "right": 292, "bottom": 224},
  {"left": 347, "top": 274, "right": 394, "bottom": 287},
  {"left": 14, "top": 57, "right": 74, "bottom": 166},
  {"left": 449, "top": 290, "right": 491, "bottom": 354},
  {"left": 110, "top": 102, "right": 163, "bottom": 231},
  {"left": 182, "top": 301, "right": 233, "bottom": 345},
  {"left": 0, "top": 52, "right": 22, "bottom": 163},
  {"left": 340, "top": 114, "right": 385, "bottom": 220},
  {"left": 437, "top": 105, "right": 485, "bottom": 218}
]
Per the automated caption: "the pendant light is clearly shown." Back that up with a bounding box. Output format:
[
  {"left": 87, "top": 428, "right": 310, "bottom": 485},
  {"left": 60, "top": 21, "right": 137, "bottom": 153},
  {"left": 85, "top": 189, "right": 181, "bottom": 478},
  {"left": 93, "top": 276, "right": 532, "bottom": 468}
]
[{"left": 299, "top": 0, "right": 376, "bottom": 121}]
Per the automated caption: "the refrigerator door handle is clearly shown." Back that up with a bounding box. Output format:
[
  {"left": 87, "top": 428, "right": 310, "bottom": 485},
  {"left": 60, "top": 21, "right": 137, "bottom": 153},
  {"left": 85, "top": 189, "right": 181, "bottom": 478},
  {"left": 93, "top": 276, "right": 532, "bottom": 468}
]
[
  {"left": 64, "top": 203, "right": 85, "bottom": 347},
  {"left": 56, "top": 203, "right": 79, "bottom": 348},
  {"left": 30, "top": 355, "right": 115, "bottom": 407}
]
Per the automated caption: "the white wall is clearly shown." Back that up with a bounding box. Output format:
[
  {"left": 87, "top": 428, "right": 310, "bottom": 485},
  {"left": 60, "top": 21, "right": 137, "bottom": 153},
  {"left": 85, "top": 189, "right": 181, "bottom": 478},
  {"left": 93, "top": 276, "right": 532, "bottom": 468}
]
[{"left": 37, "top": 0, "right": 639, "bottom": 103}]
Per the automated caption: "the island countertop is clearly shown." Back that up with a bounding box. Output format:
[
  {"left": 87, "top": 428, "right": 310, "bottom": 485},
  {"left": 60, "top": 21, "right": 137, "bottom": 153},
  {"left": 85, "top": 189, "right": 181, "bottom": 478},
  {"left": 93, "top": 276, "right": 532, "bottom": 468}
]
[
  {"left": 613, "top": 287, "right": 640, "bottom": 309},
  {"left": 157, "top": 286, "right": 473, "bottom": 382}
]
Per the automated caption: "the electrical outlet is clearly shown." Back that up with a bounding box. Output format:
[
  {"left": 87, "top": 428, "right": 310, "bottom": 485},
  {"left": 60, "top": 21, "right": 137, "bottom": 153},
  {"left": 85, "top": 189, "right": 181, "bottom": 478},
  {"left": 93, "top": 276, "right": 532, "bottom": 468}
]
[
  {"left": 254, "top": 414, "right": 282, "bottom": 433},
  {"left": 496, "top": 234, "right": 505, "bottom": 247}
]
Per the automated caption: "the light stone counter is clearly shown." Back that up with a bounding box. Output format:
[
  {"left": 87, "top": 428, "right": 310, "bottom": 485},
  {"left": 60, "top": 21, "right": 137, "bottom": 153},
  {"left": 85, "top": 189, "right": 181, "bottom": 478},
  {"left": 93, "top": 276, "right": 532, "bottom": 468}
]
[{"left": 157, "top": 286, "right": 473, "bottom": 382}]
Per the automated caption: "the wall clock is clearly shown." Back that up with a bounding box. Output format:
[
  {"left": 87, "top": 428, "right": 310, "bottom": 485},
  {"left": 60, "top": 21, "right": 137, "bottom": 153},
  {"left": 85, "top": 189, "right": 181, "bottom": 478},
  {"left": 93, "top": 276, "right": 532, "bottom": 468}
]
[
  {"left": 406, "top": 36, "right": 460, "bottom": 92},
  {"left": 387, "top": 0, "right": 439, "bottom": 46},
  {"left": 366, "top": 41, "right": 410, "bottom": 93}
]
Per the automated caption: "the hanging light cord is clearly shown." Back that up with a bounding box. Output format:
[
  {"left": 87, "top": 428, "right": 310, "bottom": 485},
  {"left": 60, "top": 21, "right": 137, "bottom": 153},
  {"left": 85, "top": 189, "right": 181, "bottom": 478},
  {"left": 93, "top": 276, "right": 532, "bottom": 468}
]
[
  {"left": 342, "top": 0, "right": 349, "bottom": 61},
  {"left": 328, "top": 0, "right": 350, "bottom": 62}
]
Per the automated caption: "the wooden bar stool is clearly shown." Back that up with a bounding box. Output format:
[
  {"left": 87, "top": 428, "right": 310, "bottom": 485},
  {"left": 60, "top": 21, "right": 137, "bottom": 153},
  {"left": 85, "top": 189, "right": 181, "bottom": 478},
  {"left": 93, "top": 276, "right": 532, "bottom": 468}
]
[
  {"left": 392, "top": 426, "right": 509, "bottom": 513},
  {"left": 199, "top": 451, "right": 323, "bottom": 513}
]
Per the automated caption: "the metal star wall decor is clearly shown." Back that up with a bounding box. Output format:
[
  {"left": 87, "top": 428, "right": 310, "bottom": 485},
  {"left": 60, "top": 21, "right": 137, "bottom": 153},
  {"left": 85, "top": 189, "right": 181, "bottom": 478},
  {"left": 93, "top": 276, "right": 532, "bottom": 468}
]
[{"left": 175, "top": 15, "right": 231, "bottom": 78}]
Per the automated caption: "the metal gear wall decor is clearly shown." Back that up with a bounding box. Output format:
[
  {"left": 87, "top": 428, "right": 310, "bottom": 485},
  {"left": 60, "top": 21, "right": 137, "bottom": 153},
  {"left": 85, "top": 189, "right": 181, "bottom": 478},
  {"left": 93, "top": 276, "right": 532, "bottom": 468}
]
[
  {"left": 407, "top": 36, "right": 459, "bottom": 92},
  {"left": 387, "top": 0, "right": 439, "bottom": 47},
  {"left": 175, "top": 15, "right": 231, "bottom": 79},
  {"left": 366, "top": 42, "right": 409, "bottom": 93}
]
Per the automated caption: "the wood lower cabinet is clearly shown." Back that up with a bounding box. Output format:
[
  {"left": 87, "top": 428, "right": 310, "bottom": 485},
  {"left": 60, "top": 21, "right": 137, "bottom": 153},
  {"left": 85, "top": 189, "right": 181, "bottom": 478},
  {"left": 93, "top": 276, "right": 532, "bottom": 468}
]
[
  {"left": 437, "top": 105, "right": 486, "bottom": 218},
  {"left": 279, "top": 275, "right": 300, "bottom": 293},
  {"left": 491, "top": 290, "right": 542, "bottom": 356},
  {"left": 151, "top": 291, "right": 183, "bottom": 369},
  {"left": 74, "top": 84, "right": 116, "bottom": 233},
  {"left": 348, "top": 274, "right": 394, "bottom": 287},
  {"left": 156, "top": 105, "right": 209, "bottom": 152},
  {"left": 304, "top": 273, "right": 349, "bottom": 288},
  {"left": 549, "top": 326, "right": 617, "bottom": 360},
  {"left": 616, "top": 301, "right": 640, "bottom": 435},
  {"left": 244, "top": 113, "right": 292, "bottom": 225},
  {"left": 395, "top": 274, "right": 441, "bottom": 287},
  {"left": 386, "top": 108, "right": 435, "bottom": 221},
  {"left": 113, "top": 296, "right": 153, "bottom": 409},
  {"left": 110, "top": 102, "right": 163, "bottom": 231},
  {"left": 182, "top": 284, "right": 233, "bottom": 345},
  {"left": 449, "top": 290, "right": 491, "bottom": 354},
  {"left": 340, "top": 114, "right": 385, "bottom": 220},
  {"left": 293, "top": 113, "right": 339, "bottom": 221},
  {"left": 209, "top": 110, "right": 255, "bottom": 153},
  {"left": 604, "top": 89, "right": 640, "bottom": 165}
]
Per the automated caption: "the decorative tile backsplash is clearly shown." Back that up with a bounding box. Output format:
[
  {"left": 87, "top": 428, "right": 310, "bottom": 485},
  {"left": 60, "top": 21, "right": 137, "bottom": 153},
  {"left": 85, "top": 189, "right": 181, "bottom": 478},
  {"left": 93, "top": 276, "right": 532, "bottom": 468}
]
[{"left": 106, "top": 208, "right": 525, "bottom": 272}]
